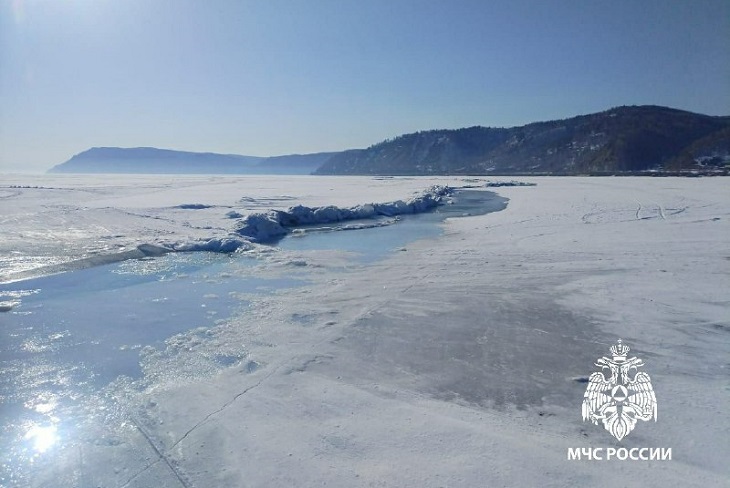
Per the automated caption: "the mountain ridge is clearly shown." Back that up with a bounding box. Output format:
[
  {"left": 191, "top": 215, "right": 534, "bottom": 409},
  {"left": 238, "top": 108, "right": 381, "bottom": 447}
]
[
  {"left": 48, "top": 106, "right": 730, "bottom": 176},
  {"left": 314, "top": 105, "right": 730, "bottom": 175},
  {"left": 48, "top": 147, "right": 335, "bottom": 175}
]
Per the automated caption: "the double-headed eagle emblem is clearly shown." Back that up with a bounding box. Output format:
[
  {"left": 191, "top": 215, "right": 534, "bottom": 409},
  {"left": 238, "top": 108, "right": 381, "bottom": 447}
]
[{"left": 582, "top": 339, "right": 657, "bottom": 440}]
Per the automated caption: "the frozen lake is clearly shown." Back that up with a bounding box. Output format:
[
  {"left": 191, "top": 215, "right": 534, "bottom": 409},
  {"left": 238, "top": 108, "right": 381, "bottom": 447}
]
[
  {"left": 0, "top": 175, "right": 727, "bottom": 487},
  {"left": 0, "top": 185, "right": 506, "bottom": 486}
]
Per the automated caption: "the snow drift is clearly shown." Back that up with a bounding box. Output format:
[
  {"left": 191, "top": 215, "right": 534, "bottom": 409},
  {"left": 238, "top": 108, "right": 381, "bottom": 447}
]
[
  {"left": 161, "top": 237, "right": 252, "bottom": 253},
  {"left": 234, "top": 185, "right": 453, "bottom": 243}
]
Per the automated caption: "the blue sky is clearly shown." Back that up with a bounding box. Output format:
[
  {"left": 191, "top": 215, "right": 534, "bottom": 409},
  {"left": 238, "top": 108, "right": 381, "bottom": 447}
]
[{"left": 1, "top": 0, "right": 728, "bottom": 172}]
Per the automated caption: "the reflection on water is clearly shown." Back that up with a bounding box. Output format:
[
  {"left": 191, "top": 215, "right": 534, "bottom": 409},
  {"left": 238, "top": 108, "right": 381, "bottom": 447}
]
[
  {"left": 0, "top": 251, "right": 302, "bottom": 485},
  {"left": 24, "top": 424, "right": 59, "bottom": 454}
]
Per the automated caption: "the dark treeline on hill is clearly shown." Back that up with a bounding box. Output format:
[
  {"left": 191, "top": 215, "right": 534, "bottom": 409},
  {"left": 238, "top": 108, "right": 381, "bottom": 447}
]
[
  {"left": 49, "top": 106, "right": 729, "bottom": 176},
  {"left": 314, "top": 106, "right": 730, "bottom": 176}
]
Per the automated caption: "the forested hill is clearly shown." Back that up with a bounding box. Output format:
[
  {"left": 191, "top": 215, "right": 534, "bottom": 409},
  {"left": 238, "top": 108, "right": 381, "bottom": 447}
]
[
  {"left": 314, "top": 106, "right": 730, "bottom": 175},
  {"left": 49, "top": 106, "right": 730, "bottom": 176}
]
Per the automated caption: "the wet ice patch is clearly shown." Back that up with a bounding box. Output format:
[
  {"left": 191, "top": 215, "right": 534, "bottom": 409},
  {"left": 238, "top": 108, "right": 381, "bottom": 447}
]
[
  {"left": 288, "top": 217, "right": 398, "bottom": 237},
  {"left": 0, "top": 248, "right": 311, "bottom": 484},
  {"left": 279, "top": 190, "right": 507, "bottom": 263}
]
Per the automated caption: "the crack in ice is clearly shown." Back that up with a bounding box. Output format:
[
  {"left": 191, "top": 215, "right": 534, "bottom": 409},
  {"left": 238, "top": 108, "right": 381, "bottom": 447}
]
[{"left": 168, "top": 362, "right": 286, "bottom": 451}]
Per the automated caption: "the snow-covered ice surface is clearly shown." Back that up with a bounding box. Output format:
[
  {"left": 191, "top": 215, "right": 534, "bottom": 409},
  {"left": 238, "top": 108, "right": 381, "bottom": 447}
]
[
  {"left": 1, "top": 175, "right": 729, "bottom": 487},
  {"left": 0, "top": 175, "right": 463, "bottom": 282}
]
